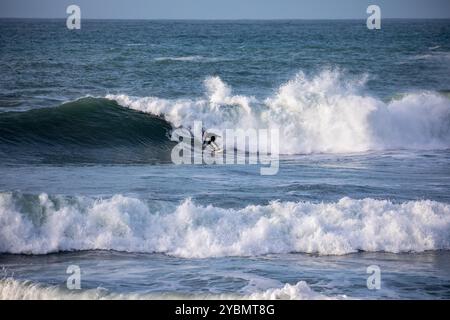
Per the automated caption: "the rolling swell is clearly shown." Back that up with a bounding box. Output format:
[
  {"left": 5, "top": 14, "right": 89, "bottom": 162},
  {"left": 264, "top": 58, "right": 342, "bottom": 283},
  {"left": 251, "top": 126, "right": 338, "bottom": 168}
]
[{"left": 0, "top": 97, "right": 175, "bottom": 164}]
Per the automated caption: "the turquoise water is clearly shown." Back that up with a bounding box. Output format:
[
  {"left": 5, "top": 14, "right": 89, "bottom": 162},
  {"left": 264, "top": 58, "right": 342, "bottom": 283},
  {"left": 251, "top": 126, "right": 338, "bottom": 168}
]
[{"left": 1, "top": 19, "right": 450, "bottom": 299}]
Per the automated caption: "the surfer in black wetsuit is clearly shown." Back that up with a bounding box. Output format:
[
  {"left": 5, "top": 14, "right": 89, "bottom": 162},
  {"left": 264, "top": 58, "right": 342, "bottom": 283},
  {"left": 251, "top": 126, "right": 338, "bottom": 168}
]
[{"left": 203, "top": 135, "right": 216, "bottom": 148}]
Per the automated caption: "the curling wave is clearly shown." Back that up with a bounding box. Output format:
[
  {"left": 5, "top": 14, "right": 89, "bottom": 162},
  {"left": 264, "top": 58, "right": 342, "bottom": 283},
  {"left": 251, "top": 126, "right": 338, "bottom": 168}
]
[
  {"left": 108, "top": 69, "right": 450, "bottom": 154},
  {"left": 1, "top": 192, "right": 449, "bottom": 257}
]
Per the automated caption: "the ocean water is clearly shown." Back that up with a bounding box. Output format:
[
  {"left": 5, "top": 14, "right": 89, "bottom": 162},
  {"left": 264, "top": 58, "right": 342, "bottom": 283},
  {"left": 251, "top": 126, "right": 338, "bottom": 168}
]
[{"left": 1, "top": 19, "right": 450, "bottom": 300}]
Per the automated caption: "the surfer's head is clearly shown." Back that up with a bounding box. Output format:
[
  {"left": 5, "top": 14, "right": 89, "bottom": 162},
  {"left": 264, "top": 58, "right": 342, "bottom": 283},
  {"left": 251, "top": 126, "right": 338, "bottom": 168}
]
[{"left": 210, "top": 136, "right": 216, "bottom": 142}]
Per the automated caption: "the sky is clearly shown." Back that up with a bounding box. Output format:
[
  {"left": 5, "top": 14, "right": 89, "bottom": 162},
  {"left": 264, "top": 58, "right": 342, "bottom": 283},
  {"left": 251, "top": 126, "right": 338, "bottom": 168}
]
[{"left": 1, "top": 0, "right": 450, "bottom": 19}]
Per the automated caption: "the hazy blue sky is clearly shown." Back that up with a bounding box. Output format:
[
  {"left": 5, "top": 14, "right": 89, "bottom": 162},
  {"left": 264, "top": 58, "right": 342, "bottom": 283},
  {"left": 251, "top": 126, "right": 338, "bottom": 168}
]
[{"left": 1, "top": 0, "right": 450, "bottom": 19}]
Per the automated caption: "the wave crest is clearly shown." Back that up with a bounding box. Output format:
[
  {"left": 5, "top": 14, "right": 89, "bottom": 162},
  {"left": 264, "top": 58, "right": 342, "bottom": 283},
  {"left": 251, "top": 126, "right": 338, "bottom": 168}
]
[{"left": 108, "top": 69, "right": 450, "bottom": 154}]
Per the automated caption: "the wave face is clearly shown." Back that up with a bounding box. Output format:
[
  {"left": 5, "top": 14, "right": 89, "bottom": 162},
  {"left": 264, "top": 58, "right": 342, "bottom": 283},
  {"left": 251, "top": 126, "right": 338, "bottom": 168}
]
[
  {"left": 0, "top": 278, "right": 339, "bottom": 300},
  {"left": 108, "top": 69, "right": 450, "bottom": 154},
  {"left": 1, "top": 192, "right": 449, "bottom": 257},
  {"left": 0, "top": 97, "right": 175, "bottom": 163}
]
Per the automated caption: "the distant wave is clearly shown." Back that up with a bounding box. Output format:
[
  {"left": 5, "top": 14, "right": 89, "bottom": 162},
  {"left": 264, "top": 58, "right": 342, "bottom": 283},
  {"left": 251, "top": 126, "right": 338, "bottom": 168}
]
[
  {"left": 1, "top": 192, "right": 449, "bottom": 257},
  {"left": 154, "top": 55, "right": 225, "bottom": 62},
  {"left": 0, "top": 278, "right": 342, "bottom": 300},
  {"left": 108, "top": 69, "right": 450, "bottom": 154}
]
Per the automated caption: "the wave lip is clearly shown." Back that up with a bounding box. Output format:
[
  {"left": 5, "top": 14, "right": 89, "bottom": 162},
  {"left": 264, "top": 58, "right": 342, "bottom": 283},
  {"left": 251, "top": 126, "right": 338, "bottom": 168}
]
[
  {"left": 0, "top": 278, "right": 342, "bottom": 300},
  {"left": 1, "top": 192, "right": 449, "bottom": 257}
]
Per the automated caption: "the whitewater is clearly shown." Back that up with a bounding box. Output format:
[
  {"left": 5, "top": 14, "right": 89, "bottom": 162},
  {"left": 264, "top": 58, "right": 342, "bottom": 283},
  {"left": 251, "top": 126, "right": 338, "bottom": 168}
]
[
  {"left": 1, "top": 192, "right": 449, "bottom": 257},
  {"left": 107, "top": 69, "right": 450, "bottom": 154},
  {"left": 0, "top": 278, "right": 344, "bottom": 300}
]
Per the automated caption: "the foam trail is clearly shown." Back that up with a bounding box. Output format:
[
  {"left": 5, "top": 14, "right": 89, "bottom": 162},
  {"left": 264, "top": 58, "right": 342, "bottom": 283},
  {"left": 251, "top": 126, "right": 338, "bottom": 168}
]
[
  {"left": 1, "top": 192, "right": 449, "bottom": 257},
  {"left": 154, "top": 56, "right": 225, "bottom": 62},
  {"left": 0, "top": 278, "right": 341, "bottom": 300},
  {"left": 107, "top": 69, "right": 450, "bottom": 154},
  {"left": 155, "top": 55, "right": 205, "bottom": 62}
]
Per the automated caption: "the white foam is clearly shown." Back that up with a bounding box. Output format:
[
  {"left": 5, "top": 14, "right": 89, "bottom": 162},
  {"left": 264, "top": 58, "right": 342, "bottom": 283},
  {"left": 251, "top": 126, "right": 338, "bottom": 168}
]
[
  {"left": 246, "top": 281, "right": 336, "bottom": 300},
  {"left": 108, "top": 76, "right": 254, "bottom": 130},
  {"left": 1, "top": 193, "right": 449, "bottom": 257},
  {"left": 0, "top": 278, "right": 340, "bottom": 300},
  {"left": 107, "top": 69, "right": 450, "bottom": 154}
]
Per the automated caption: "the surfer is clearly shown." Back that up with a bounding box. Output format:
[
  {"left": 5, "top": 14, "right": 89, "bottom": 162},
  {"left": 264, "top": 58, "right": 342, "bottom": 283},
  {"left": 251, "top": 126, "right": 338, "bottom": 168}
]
[
  {"left": 202, "top": 133, "right": 221, "bottom": 153},
  {"left": 203, "top": 134, "right": 216, "bottom": 149}
]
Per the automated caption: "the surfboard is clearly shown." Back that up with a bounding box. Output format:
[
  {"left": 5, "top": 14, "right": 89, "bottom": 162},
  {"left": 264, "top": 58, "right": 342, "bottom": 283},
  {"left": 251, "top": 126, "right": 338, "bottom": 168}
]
[{"left": 208, "top": 141, "right": 222, "bottom": 153}]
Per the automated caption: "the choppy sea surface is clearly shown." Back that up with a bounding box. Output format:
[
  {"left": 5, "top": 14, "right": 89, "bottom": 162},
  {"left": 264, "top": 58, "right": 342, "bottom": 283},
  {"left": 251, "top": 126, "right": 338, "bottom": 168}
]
[{"left": 1, "top": 19, "right": 450, "bottom": 299}]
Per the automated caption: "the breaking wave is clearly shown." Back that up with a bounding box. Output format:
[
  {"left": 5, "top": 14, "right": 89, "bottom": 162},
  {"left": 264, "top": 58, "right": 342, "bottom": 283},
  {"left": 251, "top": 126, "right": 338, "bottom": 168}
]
[
  {"left": 0, "top": 278, "right": 341, "bottom": 300},
  {"left": 1, "top": 69, "right": 449, "bottom": 163},
  {"left": 1, "top": 192, "right": 449, "bottom": 257},
  {"left": 108, "top": 69, "right": 450, "bottom": 154}
]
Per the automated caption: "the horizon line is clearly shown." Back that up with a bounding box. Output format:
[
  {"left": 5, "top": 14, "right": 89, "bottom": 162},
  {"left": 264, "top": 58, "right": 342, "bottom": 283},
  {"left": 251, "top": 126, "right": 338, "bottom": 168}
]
[{"left": 1, "top": 17, "right": 450, "bottom": 21}]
